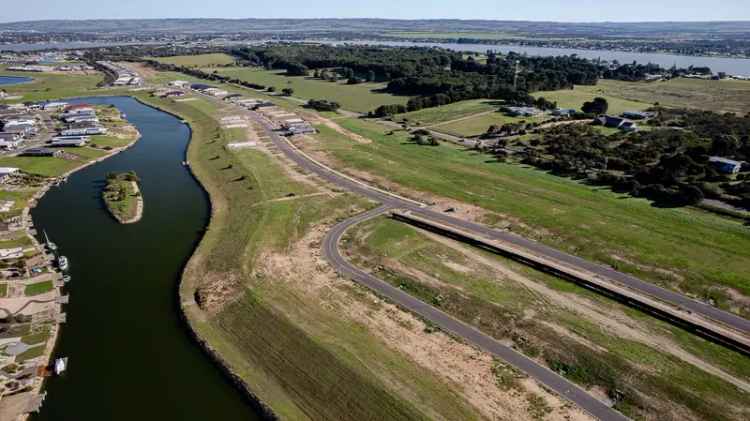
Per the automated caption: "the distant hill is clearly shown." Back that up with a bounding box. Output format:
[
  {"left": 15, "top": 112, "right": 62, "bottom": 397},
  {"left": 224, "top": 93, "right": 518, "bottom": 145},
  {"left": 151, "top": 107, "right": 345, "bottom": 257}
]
[{"left": 2, "top": 18, "right": 750, "bottom": 38}]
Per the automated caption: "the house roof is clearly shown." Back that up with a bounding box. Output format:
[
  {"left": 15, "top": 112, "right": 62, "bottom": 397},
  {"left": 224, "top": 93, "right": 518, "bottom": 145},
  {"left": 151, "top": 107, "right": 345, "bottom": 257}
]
[{"left": 709, "top": 156, "right": 743, "bottom": 166}]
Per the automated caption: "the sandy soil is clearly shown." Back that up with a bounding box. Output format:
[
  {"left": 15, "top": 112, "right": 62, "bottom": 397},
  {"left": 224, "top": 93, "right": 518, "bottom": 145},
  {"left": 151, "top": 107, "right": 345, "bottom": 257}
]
[{"left": 255, "top": 222, "right": 593, "bottom": 421}]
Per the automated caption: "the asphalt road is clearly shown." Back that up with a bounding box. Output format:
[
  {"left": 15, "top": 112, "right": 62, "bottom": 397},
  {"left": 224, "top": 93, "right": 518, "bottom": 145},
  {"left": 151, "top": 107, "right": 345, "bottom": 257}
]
[
  {"left": 258, "top": 110, "right": 750, "bottom": 337},
  {"left": 242, "top": 110, "right": 629, "bottom": 420}
]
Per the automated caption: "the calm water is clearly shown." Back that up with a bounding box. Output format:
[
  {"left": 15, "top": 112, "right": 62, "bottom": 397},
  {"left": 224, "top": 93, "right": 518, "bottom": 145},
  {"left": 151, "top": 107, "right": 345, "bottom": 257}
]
[
  {"left": 0, "top": 75, "right": 32, "bottom": 85},
  {"left": 327, "top": 40, "right": 750, "bottom": 76},
  {"left": 30, "top": 97, "right": 261, "bottom": 420}
]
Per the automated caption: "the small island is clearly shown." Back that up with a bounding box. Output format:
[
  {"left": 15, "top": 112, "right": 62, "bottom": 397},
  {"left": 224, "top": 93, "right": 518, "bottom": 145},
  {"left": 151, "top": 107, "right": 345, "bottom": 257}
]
[{"left": 102, "top": 171, "right": 143, "bottom": 224}]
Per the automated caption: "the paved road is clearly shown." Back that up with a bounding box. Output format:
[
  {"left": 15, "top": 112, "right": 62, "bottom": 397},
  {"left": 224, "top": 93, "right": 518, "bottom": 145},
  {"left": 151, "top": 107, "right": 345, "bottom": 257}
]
[
  {"left": 243, "top": 110, "right": 629, "bottom": 420},
  {"left": 324, "top": 205, "right": 628, "bottom": 421},
  {"left": 257, "top": 110, "right": 750, "bottom": 337}
]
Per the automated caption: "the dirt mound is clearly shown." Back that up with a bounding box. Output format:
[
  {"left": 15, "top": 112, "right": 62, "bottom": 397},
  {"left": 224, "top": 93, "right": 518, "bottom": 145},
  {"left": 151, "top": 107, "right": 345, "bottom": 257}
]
[{"left": 195, "top": 272, "right": 242, "bottom": 314}]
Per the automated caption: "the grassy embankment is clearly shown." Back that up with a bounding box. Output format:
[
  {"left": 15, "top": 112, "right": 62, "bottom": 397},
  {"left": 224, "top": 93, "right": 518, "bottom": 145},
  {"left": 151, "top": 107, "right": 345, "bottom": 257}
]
[
  {"left": 0, "top": 65, "right": 105, "bottom": 102},
  {"left": 344, "top": 216, "right": 750, "bottom": 420},
  {"left": 211, "top": 67, "right": 410, "bottom": 113},
  {"left": 303, "top": 118, "right": 750, "bottom": 315},
  {"left": 138, "top": 93, "right": 483, "bottom": 420},
  {"left": 102, "top": 171, "right": 140, "bottom": 223},
  {"left": 150, "top": 53, "right": 237, "bottom": 67}
]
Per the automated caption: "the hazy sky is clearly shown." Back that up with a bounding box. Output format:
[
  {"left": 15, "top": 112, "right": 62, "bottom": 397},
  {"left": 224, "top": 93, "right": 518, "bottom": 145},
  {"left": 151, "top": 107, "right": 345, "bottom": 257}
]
[{"left": 1, "top": 0, "right": 749, "bottom": 23}]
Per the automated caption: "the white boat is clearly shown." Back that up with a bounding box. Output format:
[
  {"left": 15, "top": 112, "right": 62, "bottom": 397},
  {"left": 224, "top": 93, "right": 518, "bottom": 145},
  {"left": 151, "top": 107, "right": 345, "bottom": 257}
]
[
  {"left": 57, "top": 256, "right": 69, "bottom": 271},
  {"left": 62, "top": 275, "right": 71, "bottom": 283},
  {"left": 43, "top": 230, "right": 58, "bottom": 252},
  {"left": 54, "top": 357, "right": 67, "bottom": 375}
]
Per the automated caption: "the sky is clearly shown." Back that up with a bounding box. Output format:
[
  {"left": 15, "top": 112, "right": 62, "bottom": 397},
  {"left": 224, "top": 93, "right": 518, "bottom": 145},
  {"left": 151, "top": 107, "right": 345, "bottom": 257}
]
[{"left": 1, "top": 0, "right": 749, "bottom": 23}]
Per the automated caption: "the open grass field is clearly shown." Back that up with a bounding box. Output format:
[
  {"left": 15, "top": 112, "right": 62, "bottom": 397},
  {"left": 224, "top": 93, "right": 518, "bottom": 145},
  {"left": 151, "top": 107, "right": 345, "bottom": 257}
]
[
  {"left": 345, "top": 216, "right": 750, "bottom": 420},
  {"left": 586, "top": 78, "right": 750, "bottom": 115},
  {"left": 141, "top": 93, "right": 483, "bottom": 420},
  {"left": 396, "top": 99, "right": 501, "bottom": 126},
  {"left": 0, "top": 147, "right": 108, "bottom": 177},
  {"left": 0, "top": 66, "right": 104, "bottom": 102},
  {"left": 211, "top": 67, "right": 409, "bottom": 113},
  {"left": 431, "top": 111, "right": 545, "bottom": 137},
  {"left": 533, "top": 83, "right": 650, "bottom": 115},
  {"left": 150, "top": 53, "right": 237, "bottom": 67},
  {"left": 306, "top": 117, "right": 750, "bottom": 314},
  {"left": 24, "top": 280, "right": 54, "bottom": 296}
]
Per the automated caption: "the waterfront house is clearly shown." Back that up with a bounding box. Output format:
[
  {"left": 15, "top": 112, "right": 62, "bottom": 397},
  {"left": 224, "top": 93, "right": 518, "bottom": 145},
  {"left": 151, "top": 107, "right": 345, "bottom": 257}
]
[
  {"left": 709, "top": 156, "right": 743, "bottom": 174},
  {"left": 22, "top": 148, "right": 63, "bottom": 157}
]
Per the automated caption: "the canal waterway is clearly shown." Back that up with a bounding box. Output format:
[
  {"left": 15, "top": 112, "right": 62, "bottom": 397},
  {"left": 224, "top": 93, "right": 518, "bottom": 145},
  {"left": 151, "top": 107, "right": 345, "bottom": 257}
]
[
  {"left": 0, "top": 75, "right": 32, "bottom": 86},
  {"left": 29, "top": 96, "right": 261, "bottom": 420}
]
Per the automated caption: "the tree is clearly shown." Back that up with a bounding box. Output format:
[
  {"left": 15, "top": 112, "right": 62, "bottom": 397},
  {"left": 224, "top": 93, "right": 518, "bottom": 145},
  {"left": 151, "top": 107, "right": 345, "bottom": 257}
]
[
  {"left": 267, "top": 87, "right": 276, "bottom": 93},
  {"left": 367, "top": 70, "right": 376, "bottom": 82},
  {"left": 281, "top": 88, "right": 294, "bottom": 96},
  {"left": 582, "top": 97, "right": 609, "bottom": 115}
]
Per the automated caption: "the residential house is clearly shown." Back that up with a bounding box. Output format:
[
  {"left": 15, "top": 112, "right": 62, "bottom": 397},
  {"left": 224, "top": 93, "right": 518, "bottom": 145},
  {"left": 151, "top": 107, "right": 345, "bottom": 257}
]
[{"left": 709, "top": 157, "right": 743, "bottom": 174}]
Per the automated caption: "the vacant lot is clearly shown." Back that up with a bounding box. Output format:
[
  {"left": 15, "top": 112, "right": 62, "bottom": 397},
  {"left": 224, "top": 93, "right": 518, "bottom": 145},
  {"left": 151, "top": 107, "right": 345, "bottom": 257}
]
[
  {"left": 0, "top": 148, "right": 108, "bottom": 177},
  {"left": 584, "top": 78, "right": 750, "bottom": 115},
  {"left": 151, "top": 53, "right": 237, "bottom": 67},
  {"left": 345, "top": 216, "right": 750, "bottom": 420},
  {"left": 0, "top": 66, "right": 104, "bottom": 102},
  {"left": 304, "top": 118, "right": 750, "bottom": 314},
  {"left": 145, "top": 94, "right": 488, "bottom": 420},
  {"left": 533, "top": 83, "right": 650, "bottom": 115},
  {"left": 212, "top": 67, "right": 409, "bottom": 113},
  {"left": 432, "top": 111, "right": 545, "bottom": 137},
  {"left": 396, "top": 99, "right": 501, "bottom": 126}
]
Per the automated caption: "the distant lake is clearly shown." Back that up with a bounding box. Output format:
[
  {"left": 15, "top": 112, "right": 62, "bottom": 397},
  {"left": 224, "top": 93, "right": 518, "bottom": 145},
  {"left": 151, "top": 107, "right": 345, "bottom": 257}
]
[
  {"left": 0, "top": 75, "right": 32, "bottom": 85},
  {"left": 324, "top": 40, "right": 750, "bottom": 76}
]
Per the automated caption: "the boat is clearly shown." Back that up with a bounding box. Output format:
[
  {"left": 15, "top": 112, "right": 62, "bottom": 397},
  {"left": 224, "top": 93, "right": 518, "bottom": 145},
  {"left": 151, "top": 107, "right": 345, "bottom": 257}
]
[
  {"left": 182, "top": 161, "right": 189, "bottom": 166},
  {"left": 43, "top": 230, "right": 58, "bottom": 252},
  {"left": 54, "top": 357, "right": 67, "bottom": 375},
  {"left": 62, "top": 275, "right": 71, "bottom": 283},
  {"left": 57, "top": 255, "right": 69, "bottom": 271}
]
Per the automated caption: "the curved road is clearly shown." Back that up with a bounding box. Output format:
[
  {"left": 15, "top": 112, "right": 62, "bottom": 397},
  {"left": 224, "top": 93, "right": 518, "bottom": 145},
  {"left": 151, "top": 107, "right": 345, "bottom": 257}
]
[
  {"left": 235, "top": 109, "right": 629, "bottom": 420},
  {"left": 324, "top": 204, "right": 628, "bottom": 421},
  {"left": 231, "top": 97, "right": 749, "bottom": 419}
]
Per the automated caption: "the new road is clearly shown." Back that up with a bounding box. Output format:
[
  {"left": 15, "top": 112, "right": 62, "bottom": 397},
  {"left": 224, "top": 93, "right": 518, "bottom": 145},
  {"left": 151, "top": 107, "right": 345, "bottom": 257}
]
[
  {"left": 228, "top": 95, "right": 748, "bottom": 419},
  {"left": 239, "top": 109, "right": 629, "bottom": 421}
]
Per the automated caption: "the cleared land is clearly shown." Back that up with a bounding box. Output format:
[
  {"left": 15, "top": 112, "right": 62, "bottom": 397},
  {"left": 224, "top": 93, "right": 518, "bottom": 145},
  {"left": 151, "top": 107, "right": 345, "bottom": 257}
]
[
  {"left": 431, "top": 111, "right": 544, "bottom": 137},
  {"left": 211, "top": 67, "right": 409, "bottom": 113},
  {"left": 301, "top": 118, "right": 750, "bottom": 315},
  {"left": 533, "top": 84, "right": 650, "bottom": 115},
  {"left": 141, "top": 93, "right": 515, "bottom": 420},
  {"left": 579, "top": 78, "right": 750, "bottom": 115},
  {"left": 0, "top": 66, "right": 104, "bottom": 102},
  {"left": 396, "top": 99, "right": 500, "bottom": 126},
  {"left": 151, "top": 53, "right": 237, "bottom": 67},
  {"left": 344, "top": 216, "right": 750, "bottom": 420},
  {"left": 0, "top": 148, "right": 108, "bottom": 177}
]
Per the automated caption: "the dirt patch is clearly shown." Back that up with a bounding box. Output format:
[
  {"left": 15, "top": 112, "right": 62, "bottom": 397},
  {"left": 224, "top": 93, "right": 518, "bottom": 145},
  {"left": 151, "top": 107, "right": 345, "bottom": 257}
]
[
  {"left": 256, "top": 222, "right": 593, "bottom": 421},
  {"left": 195, "top": 272, "right": 242, "bottom": 315},
  {"left": 309, "top": 115, "right": 371, "bottom": 144},
  {"left": 120, "top": 61, "right": 157, "bottom": 79}
]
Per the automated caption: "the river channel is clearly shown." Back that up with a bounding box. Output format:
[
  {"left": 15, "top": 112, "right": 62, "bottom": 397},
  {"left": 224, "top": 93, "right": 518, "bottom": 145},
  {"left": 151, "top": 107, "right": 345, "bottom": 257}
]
[
  {"left": 0, "top": 75, "right": 32, "bottom": 86},
  {"left": 29, "top": 96, "right": 261, "bottom": 420}
]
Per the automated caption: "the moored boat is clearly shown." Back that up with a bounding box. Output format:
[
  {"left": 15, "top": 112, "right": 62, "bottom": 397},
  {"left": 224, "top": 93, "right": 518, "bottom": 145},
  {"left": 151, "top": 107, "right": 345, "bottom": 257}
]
[{"left": 57, "top": 255, "right": 69, "bottom": 271}]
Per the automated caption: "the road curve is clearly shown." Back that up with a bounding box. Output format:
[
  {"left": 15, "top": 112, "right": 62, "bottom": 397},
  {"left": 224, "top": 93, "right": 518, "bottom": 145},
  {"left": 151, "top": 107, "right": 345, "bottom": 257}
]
[
  {"left": 235, "top": 111, "right": 629, "bottom": 420},
  {"left": 323, "top": 204, "right": 629, "bottom": 421},
  {"left": 260, "top": 111, "right": 750, "bottom": 337}
]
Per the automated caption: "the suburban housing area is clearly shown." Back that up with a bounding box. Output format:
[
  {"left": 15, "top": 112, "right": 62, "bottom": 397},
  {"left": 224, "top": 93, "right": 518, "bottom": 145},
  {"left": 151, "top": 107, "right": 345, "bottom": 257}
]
[{"left": 0, "top": 15, "right": 749, "bottom": 421}]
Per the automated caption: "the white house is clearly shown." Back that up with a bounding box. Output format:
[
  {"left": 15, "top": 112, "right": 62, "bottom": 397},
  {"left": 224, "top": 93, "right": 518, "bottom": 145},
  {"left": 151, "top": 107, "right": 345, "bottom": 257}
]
[{"left": 169, "top": 80, "right": 190, "bottom": 88}]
